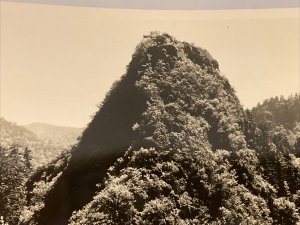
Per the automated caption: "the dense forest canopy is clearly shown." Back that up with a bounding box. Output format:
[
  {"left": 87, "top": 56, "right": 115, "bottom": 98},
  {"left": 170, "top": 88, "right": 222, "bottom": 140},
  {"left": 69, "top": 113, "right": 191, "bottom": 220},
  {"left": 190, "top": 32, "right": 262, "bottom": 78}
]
[
  {"left": 0, "top": 145, "right": 32, "bottom": 225},
  {"left": 251, "top": 94, "right": 300, "bottom": 145},
  {"left": 0, "top": 32, "right": 299, "bottom": 225},
  {"left": 252, "top": 94, "right": 300, "bottom": 131}
]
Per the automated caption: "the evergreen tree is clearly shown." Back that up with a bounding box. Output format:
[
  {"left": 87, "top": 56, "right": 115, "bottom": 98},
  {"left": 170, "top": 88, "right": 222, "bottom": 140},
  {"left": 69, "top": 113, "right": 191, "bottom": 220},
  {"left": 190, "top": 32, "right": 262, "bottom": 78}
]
[{"left": 0, "top": 145, "right": 33, "bottom": 224}]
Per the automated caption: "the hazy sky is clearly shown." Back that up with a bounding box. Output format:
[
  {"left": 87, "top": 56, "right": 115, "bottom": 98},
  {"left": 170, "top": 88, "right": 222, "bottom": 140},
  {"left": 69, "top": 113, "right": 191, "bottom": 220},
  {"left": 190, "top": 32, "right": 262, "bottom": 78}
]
[{"left": 1, "top": 1, "right": 299, "bottom": 127}]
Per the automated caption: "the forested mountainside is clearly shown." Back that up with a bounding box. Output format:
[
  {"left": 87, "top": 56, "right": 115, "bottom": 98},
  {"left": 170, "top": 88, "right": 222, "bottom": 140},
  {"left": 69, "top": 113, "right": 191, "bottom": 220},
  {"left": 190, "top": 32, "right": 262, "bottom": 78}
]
[
  {"left": 251, "top": 94, "right": 300, "bottom": 131},
  {"left": 4, "top": 32, "right": 300, "bottom": 225},
  {"left": 23, "top": 123, "right": 83, "bottom": 149},
  {"left": 0, "top": 117, "right": 63, "bottom": 168},
  {"left": 251, "top": 94, "right": 300, "bottom": 143},
  {"left": 0, "top": 145, "right": 32, "bottom": 225}
]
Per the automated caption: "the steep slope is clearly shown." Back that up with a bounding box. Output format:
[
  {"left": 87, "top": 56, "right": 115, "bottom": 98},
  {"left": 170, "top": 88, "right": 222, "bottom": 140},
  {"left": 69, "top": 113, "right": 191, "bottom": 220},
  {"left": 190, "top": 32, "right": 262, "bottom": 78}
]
[
  {"left": 0, "top": 117, "right": 63, "bottom": 168},
  {"left": 22, "top": 33, "right": 300, "bottom": 225},
  {"left": 22, "top": 32, "right": 247, "bottom": 225},
  {"left": 23, "top": 122, "right": 83, "bottom": 148}
]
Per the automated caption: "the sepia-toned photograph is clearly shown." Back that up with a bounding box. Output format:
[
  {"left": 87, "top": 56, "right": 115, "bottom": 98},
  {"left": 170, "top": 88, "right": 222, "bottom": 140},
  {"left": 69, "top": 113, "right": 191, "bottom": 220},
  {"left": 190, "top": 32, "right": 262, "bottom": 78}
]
[{"left": 0, "top": 1, "right": 300, "bottom": 224}]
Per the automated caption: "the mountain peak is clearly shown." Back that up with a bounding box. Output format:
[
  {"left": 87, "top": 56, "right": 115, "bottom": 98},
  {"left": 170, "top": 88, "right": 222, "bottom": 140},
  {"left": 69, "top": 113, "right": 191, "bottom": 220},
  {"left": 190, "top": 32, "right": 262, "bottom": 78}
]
[
  {"left": 23, "top": 33, "right": 250, "bottom": 225},
  {"left": 133, "top": 32, "right": 219, "bottom": 74}
]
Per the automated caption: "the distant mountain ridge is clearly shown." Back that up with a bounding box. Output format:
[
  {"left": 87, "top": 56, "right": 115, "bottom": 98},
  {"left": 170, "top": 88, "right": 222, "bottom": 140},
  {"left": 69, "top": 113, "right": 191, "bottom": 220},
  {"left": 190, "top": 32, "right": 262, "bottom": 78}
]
[
  {"left": 23, "top": 122, "right": 83, "bottom": 148},
  {"left": 0, "top": 117, "right": 63, "bottom": 168}
]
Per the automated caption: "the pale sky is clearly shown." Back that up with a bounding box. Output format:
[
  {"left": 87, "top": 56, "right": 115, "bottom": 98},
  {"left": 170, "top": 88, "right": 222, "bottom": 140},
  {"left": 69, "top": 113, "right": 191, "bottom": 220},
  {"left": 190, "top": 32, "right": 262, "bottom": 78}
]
[{"left": 1, "top": 1, "right": 299, "bottom": 127}]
